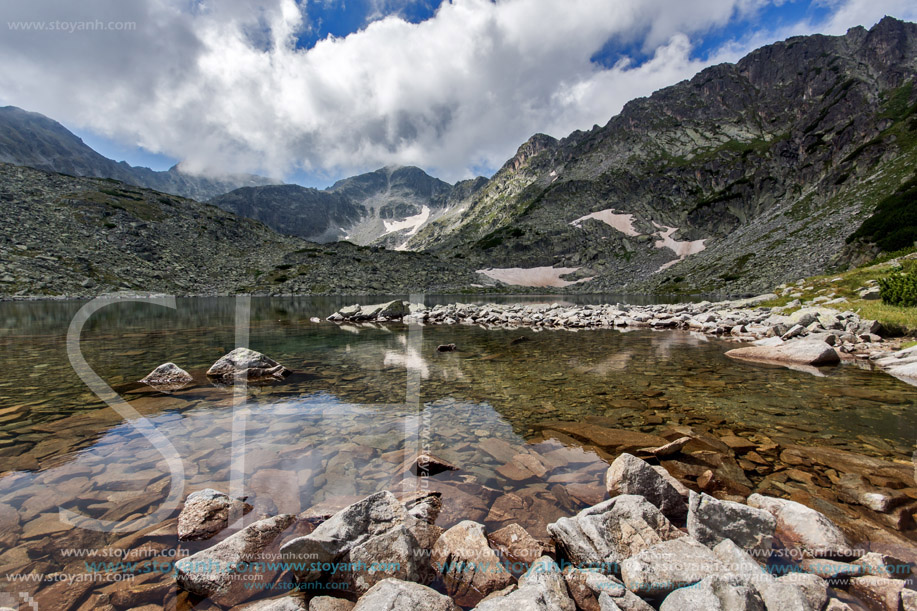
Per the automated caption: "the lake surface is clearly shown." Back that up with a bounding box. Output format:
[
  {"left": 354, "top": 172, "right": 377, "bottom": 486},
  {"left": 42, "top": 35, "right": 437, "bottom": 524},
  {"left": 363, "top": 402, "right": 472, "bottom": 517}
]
[{"left": 0, "top": 295, "right": 915, "bottom": 609}]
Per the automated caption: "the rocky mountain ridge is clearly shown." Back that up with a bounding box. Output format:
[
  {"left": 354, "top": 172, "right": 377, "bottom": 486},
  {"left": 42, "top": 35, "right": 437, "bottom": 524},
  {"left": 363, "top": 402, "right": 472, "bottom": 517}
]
[
  {"left": 209, "top": 165, "right": 488, "bottom": 247},
  {"left": 0, "top": 163, "right": 477, "bottom": 299},
  {"left": 0, "top": 106, "right": 276, "bottom": 201},
  {"left": 406, "top": 17, "right": 917, "bottom": 295}
]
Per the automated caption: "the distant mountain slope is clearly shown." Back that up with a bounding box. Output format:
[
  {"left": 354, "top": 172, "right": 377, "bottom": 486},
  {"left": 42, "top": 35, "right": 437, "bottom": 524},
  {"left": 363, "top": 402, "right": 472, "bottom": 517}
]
[
  {"left": 0, "top": 106, "right": 275, "bottom": 201},
  {"left": 406, "top": 16, "right": 917, "bottom": 294},
  {"left": 206, "top": 184, "right": 364, "bottom": 243},
  {"left": 210, "top": 165, "right": 487, "bottom": 246},
  {"left": 0, "top": 164, "right": 478, "bottom": 298}
]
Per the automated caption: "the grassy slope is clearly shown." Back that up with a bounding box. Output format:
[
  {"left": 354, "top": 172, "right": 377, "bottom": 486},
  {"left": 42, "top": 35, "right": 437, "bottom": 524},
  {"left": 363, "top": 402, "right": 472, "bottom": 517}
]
[{"left": 759, "top": 251, "right": 917, "bottom": 333}]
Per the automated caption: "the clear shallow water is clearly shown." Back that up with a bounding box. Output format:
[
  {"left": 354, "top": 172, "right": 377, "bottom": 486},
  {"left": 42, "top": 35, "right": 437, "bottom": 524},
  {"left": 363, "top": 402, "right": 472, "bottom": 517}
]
[{"left": 0, "top": 296, "right": 915, "bottom": 609}]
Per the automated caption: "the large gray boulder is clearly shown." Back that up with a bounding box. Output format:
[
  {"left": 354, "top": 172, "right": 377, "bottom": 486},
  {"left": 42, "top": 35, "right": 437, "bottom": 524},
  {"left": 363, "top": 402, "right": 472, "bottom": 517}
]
[
  {"left": 178, "top": 488, "right": 252, "bottom": 541},
  {"left": 475, "top": 556, "right": 575, "bottom": 611},
  {"left": 238, "top": 596, "right": 310, "bottom": 610},
  {"left": 281, "top": 491, "right": 437, "bottom": 593},
  {"left": 747, "top": 494, "right": 852, "bottom": 558},
  {"left": 660, "top": 576, "right": 765, "bottom": 610},
  {"left": 687, "top": 492, "right": 775, "bottom": 556},
  {"left": 605, "top": 454, "right": 688, "bottom": 524},
  {"left": 776, "top": 573, "right": 829, "bottom": 611},
  {"left": 621, "top": 537, "right": 727, "bottom": 597},
  {"left": 725, "top": 340, "right": 839, "bottom": 366},
  {"left": 175, "top": 513, "right": 295, "bottom": 596},
  {"left": 563, "top": 567, "right": 653, "bottom": 611},
  {"left": 206, "top": 347, "right": 289, "bottom": 379},
  {"left": 352, "top": 579, "right": 457, "bottom": 611},
  {"left": 713, "top": 539, "right": 813, "bottom": 610},
  {"left": 309, "top": 597, "right": 355, "bottom": 611},
  {"left": 432, "top": 521, "right": 513, "bottom": 601},
  {"left": 548, "top": 496, "right": 682, "bottom": 572}
]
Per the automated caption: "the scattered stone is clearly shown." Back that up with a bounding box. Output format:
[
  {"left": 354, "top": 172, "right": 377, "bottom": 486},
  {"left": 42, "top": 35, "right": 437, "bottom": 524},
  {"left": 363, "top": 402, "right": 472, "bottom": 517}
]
[
  {"left": 139, "top": 362, "right": 193, "bottom": 389},
  {"left": 725, "top": 340, "right": 840, "bottom": 367},
  {"left": 206, "top": 347, "right": 290, "bottom": 379},
  {"left": 747, "top": 494, "right": 853, "bottom": 558},
  {"left": 712, "top": 539, "right": 812, "bottom": 611},
  {"left": 776, "top": 573, "right": 829, "bottom": 611},
  {"left": 239, "top": 596, "right": 310, "bottom": 610},
  {"left": 848, "top": 576, "right": 907, "bottom": 611},
  {"left": 651, "top": 466, "right": 691, "bottom": 499},
  {"left": 605, "top": 454, "right": 687, "bottom": 523},
  {"left": 281, "top": 491, "right": 434, "bottom": 592},
  {"left": 621, "top": 536, "right": 727, "bottom": 597},
  {"left": 351, "top": 579, "right": 457, "bottom": 611},
  {"left": 476, "top": 556, "right": 575, "bottom": 611},
  {"left": 640, "top": 436, "right": 691, "bottom": 457},
  {"left": 175, "top": 513, "right": 295, "bottom": 596},
  {"left": 308, "top": 597, "right": 354, "bottom": 611},
  {"left": 407, "top": 453, "right": 459, "bottom": 477},
  {"left": 178, "top": 488, "right": 253, "bottom": 541},
  {"left": 799, "top": 558, "right": 864, "bottom": 579},
  {"left": 487, "top": 523, "right": 543, "bottom": 565},
  {"left": 687, "top": 491, "right": 775, "bottom": 556},
  {"left": 851, "top": 552, "right": 911, "bottom": 579},
  {"left": 432, "top": 520, "right": 513, "bottom": 602},
  {"left": 659, "top": 575, "right": 765, "bottom": 610},
  {"left": 563, "top": 568, "right": 653, "bottom": 611},
  {"left": 548, "top": 496, "right": 682, "bottom": 571}
]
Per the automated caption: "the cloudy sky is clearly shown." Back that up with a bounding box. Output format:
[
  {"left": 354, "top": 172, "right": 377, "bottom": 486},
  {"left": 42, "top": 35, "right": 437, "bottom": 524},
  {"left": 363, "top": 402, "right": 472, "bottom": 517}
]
[{"left": 2, "top": 0, "right": 916, "bottom": 186}]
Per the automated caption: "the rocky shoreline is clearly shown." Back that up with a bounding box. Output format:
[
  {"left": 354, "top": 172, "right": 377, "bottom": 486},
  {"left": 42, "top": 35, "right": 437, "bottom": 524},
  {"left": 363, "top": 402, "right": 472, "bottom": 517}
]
[
  {"left": 328, "top": 298, "right": 917, "bottom": 385},
  {"left": 164, "top": 452, "right": 914, "bottom": 611}
]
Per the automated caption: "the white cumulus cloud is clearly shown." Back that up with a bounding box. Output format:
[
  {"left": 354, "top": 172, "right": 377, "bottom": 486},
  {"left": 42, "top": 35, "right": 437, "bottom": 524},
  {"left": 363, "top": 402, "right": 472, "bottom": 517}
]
[{"left": 0, "top": 0, "right": 913, "bottom": 184}]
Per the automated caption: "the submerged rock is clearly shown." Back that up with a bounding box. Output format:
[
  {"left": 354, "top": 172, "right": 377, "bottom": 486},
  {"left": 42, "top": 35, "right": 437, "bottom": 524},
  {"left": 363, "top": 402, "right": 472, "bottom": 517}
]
[
  {"left": 174, "top": 513, "right": 295, "bottom": 596},
  {"left": 178, "top": 488, "right": 253, "bottom": 541},
  {"left": 206, "top": 347, "right": 290, "bottom": 379}
]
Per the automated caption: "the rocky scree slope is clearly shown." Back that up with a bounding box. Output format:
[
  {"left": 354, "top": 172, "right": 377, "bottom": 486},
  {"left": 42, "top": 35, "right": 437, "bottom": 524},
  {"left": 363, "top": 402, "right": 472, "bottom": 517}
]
[
  {"left": 210, "top": 165, "right": 488, "bottom": 247},
  {"left": 0, "top": 106, "right": 275, "bottom": 201},
  {"left": 407, "top": 17, "right": 917, "bottom": 295},
  {"left": 0, "top": 164, "right": 477, "bottom": 298}
]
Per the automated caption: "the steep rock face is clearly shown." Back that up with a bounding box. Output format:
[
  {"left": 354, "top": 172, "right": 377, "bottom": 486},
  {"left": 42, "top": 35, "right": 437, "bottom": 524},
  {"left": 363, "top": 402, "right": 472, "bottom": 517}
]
[
  {"left": 0, "top": 106, "right": 275, "bottom": 201},
  {"left": 209, "top": 185, "right": 364, "bottom": 243},
  {"left": 408, "top": 17, "right": 917, "bottom": 294},
  {"left": 210, "top": 166, "right": 486, "bottom": 247}
]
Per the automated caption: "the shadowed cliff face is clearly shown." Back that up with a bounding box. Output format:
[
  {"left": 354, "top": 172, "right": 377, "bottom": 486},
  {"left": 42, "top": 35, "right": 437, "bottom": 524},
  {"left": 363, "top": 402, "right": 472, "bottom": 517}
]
[{"left": 407, "top": 17, "right": 917, "bottom": 295}]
